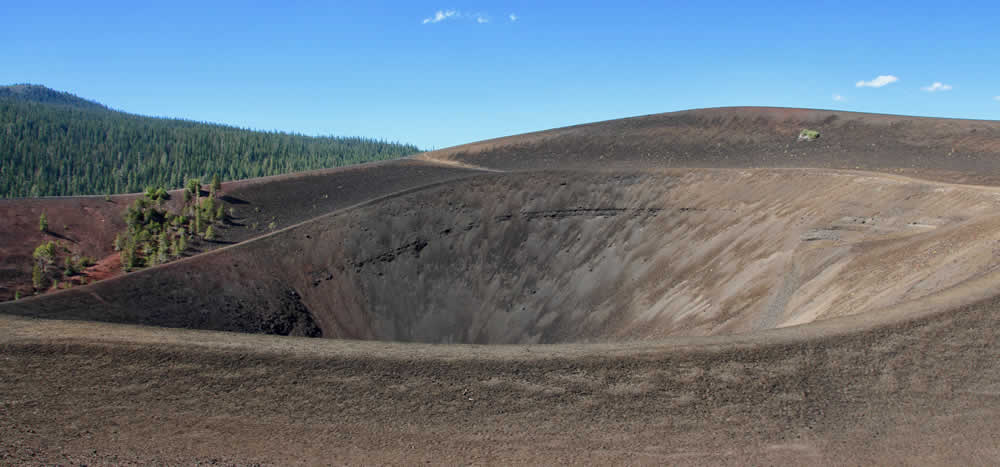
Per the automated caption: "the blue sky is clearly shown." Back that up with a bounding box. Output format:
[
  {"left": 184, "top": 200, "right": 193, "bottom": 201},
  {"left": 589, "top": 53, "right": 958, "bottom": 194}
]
[{"left": 3, "top": 1, "right": 1000, "bottom": 149}]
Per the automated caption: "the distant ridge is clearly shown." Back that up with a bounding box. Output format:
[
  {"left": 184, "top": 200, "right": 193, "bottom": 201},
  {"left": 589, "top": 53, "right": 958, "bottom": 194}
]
[
  {"left": 0, "top": 84, "right": 421, "bottom": 197},
  {"left": 0, "top": 83, "right": 107, "bottom": 111}
]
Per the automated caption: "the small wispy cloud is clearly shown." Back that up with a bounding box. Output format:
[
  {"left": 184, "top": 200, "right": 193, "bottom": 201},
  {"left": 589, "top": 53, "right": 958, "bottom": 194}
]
[
  {"left": 832, "top": 94, "right": 845, "bottom": 102},
  {"left": 993, "top": 96, "right": 1000, "bottom": 102},
  {"left": 856, "top": 75, "right": 899, "bottom": 88},
  {"left": 509, "top": 13, "right": 518, "bottom": 22},
  {"left": 477, "top": 16, "right": 489, "bottom": 23},
  {"left": 921, "top": 82, "right": 953, "bottom": 92},
  {"left": 423, "top": 10, "right": 457, "bottom": 24}
]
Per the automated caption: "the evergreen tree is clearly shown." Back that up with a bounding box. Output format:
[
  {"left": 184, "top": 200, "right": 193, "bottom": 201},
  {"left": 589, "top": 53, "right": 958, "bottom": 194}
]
[
  {"left": 32, "top": 264, "right": 43, "bottom": 290},
  {"left": 157, "top": 231, "right": 169, "bottom": 264},
  {"left": 121, "top": 244, "right": 135, "bottom": 272},
  {"left": 39, "top": 212, "right": 48, "bottom": 232},
  {"left": 0, "top": 89, "right": 421, "bottom": 198},
  {"left": 63, "top": 256, "right": 77, "bottom": 277}
]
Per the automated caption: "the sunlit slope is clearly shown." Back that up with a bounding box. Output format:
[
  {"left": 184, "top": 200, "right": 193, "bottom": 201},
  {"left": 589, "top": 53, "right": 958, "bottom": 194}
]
[{"left": 422, "top": 107, "right": 1000, "bottom": 183}]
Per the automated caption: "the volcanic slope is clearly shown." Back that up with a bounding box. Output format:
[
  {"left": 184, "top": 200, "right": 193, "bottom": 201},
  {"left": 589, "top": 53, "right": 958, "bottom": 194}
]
[{"left": 3, "top": 107, "right": 1000, "bottom": 464}]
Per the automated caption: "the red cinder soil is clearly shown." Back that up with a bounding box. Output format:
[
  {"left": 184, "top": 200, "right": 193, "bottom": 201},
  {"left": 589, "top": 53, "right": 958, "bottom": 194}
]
[{"left": 0, "top": 195, "right": 138, "bottom": 300}]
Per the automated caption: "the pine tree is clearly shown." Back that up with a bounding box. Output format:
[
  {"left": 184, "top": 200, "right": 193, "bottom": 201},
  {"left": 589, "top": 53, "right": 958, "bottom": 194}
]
[
  {"left": 63, "top": 256, "right": 77, "bottom": 277},
  {"left": 0, "top": 95, "right": 420, "bottom": 198},
  {"left": 39, "top": 212, "right": 48, "bottom": 232},
  {"left": 121, "top": 243, "right": 135, "bottom": 272},
  {"left": 32, "top": 264, "right": 43, "bottom": 289},
  {"left": 157, "top": 231, "right": 169, "bottom": 264}
]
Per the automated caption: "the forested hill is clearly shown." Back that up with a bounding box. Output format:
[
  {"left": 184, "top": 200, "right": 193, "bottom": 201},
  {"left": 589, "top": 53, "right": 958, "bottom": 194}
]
[
  {"left": 0, "top": 84, "right": 107, "bottom": 111},
  {"left": 0, "top": 84, "right": 422, "bottom": 198}
]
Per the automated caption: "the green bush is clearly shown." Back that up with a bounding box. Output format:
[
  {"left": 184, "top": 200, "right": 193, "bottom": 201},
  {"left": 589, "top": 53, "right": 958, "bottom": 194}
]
[
  {"left": 798, "top": 129, "right": 820, "bottom": 141},
  {"left": 33, "top": 241, "right": 56, "bottom": 265}
]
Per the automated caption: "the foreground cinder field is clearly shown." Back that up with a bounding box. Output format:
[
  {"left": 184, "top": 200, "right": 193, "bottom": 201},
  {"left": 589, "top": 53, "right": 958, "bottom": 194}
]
[{"left": 3, "top": 107, "right": 1000, "bottom": 464}]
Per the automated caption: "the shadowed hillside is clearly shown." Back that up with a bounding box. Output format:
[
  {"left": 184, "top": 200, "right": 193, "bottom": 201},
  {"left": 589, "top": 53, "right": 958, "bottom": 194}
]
[{"left": 0, "top": 159, "right": 476, "bottom": 301}]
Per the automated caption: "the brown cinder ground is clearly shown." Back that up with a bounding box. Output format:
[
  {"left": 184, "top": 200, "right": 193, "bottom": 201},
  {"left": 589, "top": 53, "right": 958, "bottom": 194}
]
[{"left": 3, "top": 107, "right": 1000, "bottom": 464}]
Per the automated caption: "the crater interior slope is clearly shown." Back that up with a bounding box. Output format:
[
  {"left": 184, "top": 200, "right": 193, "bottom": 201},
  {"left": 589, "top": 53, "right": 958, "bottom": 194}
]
[{"left": 3, "top": 107, "right": 1000, "bottom": 464}]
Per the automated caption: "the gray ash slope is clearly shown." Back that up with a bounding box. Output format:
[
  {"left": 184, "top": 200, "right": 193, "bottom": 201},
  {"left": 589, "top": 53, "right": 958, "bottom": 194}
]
[{"left": 5, "top": 107, "right": 1000, "bottom": 345}]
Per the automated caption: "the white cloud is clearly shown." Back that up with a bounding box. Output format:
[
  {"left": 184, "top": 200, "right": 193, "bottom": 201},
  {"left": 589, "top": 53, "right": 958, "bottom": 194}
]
[
  {"left": 423, "top": 10, "right": 457, "bottom": 24},
  {"left": 832, "top": 94, "right": 845, "bottom": 102},
  {"left": 477, "top": 16, "right": 489, "bottom": 23},
  {"left": 921, "top": 82, "right": 953, "bottom": 92},
  {"left": 856, "top": 75, "right": 899, "bottom": 88},
  {"left": 509, "top": 13, "right": 518, "bottom": 22},
  {"left": 994, "top": 96, "right": 1000, "bottom": 102}
]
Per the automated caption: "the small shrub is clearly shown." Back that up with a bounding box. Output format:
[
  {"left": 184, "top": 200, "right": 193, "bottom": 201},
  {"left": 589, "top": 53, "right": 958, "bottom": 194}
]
[
  {"left": 798, "top": 129, "right": 820, "bottom": 141},
  {"left": 39, "top": 212, "right": 48, "bottom": 232},
  {"left": 13, "top": 291, "right": 20, "bottom": 300}
]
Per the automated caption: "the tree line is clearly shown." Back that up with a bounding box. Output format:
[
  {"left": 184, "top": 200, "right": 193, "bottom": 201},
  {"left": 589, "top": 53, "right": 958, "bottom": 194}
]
[{"left": 0, "top": 93, "right": 421, "bottom": 198}]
